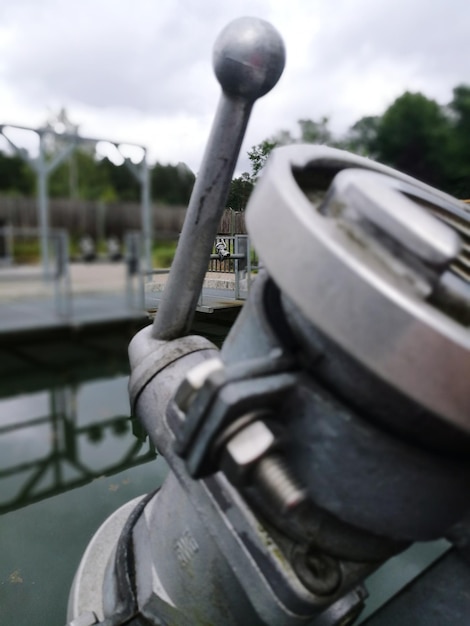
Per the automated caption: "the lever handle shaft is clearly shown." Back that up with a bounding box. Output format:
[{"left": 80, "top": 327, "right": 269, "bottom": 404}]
[{"left": 152, "top": 17, "right": 285, "bottom": 340}]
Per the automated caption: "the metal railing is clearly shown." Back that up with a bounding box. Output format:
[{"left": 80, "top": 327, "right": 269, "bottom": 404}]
[
  {"left": 124, "top": 231, "right": 146, "bottom": 310},
  {"left": 208, "top": 234, "right": 258, "bottom": 299},
  {"left": 144, "top": 233, "right": 258, "bottom": 311},
  {"left": 208, "top": 234, "right": 257, "bottom": 272}
]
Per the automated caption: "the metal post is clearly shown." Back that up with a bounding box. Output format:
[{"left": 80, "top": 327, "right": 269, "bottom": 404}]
[
  {"left": 141, "top": 150, "right": 152, "bottom": 272},
  {"left": 54, "top": 230, "right": 72, "bottom": 320},
  {"left": 125, "top": 231, "right": 145, "bottom": 310},
  {"left": 247, "top": 234, "right": 252, "bottom": 294},
  {"left": 235, "top": 235, "right": 240, "bottom": 300},
  {"left": 38, "top": 132, "right": 50, "bottom": 278}
]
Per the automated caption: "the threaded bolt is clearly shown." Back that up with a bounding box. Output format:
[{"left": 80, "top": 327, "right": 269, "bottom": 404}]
[{"left": 253, "top": 452, "right": 307, "bottom": 514}]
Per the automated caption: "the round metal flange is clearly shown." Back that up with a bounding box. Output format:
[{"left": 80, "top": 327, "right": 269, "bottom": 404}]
[
  {"left": 246, "top": 145, "right": 470, "bottom": 432},
  {"left": 67, "top": 496, "right": 145, "bottom": 623}
]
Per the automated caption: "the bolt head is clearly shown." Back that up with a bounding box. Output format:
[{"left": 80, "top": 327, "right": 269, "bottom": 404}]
[
  {"left": 174, "top": 357, "right": 224, "bottom": 413},
  {"left": 292, "top": 547, "right": 342, "bottom": 596}
]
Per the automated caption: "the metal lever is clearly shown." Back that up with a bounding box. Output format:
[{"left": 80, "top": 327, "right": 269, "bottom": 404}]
[{"left": 152, "top": 16, "right": 285, "bottom": 340}]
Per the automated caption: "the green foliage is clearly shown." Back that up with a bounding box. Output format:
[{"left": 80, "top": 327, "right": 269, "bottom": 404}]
[
  {"left": 447, "top": 84, "right": 470, "bottom": 197},
  {"left": 374, "top": 91, "right": 453, "bottom": 189},
  {"left": 0, "top": 137, "right": 196, "bottom": 205},
  {"left": 226, "top": 172, "right": 253, "bottom": 211},
  {"left": 11, "top": 237, "right": 40, "bottom": 264},
  {"left": 342, "top": 116, "right": 380, "bottom": 157},
  {"left": 4, "top": 88, "right": 470, "bottom": 208},
  {"left": 151, "top": 162, "right": 195, "bottom": 205},
  {"left": 0, "top": 152, "right": 35, "bottom": 195},
  {"left": 298, "top": 117, "right": 332, "bottom": 144},
  {"left": 49, "top": 149, "right": 114, "bottom": 200},
  {"left": 97, "top": 157, "right": 140, "bottom": 202},
  {"left": 246, "top": 118, "right": 338, "bottom": 183},
  {"left": 152, "top": 240, "right": 178, "bottom": 267},
  {"left": 247, "top": 139, "right": 279, "bottom": 182},
  {"left": 242, "top": 86, "right": 470, "bottom": 198}
]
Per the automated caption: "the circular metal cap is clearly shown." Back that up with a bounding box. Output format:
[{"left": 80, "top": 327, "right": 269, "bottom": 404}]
[
  {"left": 213, "top": 17, "right": 286, "bottom": 100},
  {"left": 246, "top": 145, "right": 470, "bottom": 433}
]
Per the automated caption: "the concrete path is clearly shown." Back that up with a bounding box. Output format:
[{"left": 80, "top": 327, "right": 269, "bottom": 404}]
[
  {"left": 0, "top": 263, "right": 240, "bottom": 302},
  {"left": 0, "top": 263, "right": 246, "bottom": 338}
]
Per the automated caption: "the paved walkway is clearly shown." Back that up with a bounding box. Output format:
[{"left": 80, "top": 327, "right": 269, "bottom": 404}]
[
  {"left": 0, "top": 263, "right": 246, "bottom": 337},
  {"left": 0, "top": 263, "right": 136, "bottom": 301},
  {"left": 0, "top": 263, "right": 240, "bottom": 301}
]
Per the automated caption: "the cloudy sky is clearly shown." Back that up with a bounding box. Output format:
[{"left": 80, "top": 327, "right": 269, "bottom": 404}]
[{"left": 0, "top": 0, "right": 469, "bottom": 175}]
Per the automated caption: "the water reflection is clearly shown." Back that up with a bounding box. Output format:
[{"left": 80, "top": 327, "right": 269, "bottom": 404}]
[
  {"left": 0, "top": 341, "right": 164, "bottom": 626},
  {"left": 0, "top": 380, "right": 156, "bottom": 514}
]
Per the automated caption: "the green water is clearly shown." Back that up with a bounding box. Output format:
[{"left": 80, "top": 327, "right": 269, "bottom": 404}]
[{"left": 0, "top": 327, "right": 167, "bottom": 626}]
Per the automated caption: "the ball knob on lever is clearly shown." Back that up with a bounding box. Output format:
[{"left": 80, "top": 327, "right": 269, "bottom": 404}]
[
  {"left": 152, "top": 17, "right": 285, "bottom": 340},
  {"left": 213, "top": 16, "right": 286, "bottom": 100}
]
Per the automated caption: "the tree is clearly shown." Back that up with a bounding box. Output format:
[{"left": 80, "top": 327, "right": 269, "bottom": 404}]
[
  {"left": 97, "top": 157, "right": 140, "bottom": 202},
  {"left": 447, "top": 84, "right": 470, "bottom": 197},
  {"left": 298, "top": 117, "right": 332, "bottom": 144},
  {"left": 342, "top": 116, "right": 380, "bottom": 157},
  {"left": 374, "top": 92, "right": 453, "bottom": 190},
  {"left": 151, "top": 162, "right": 195, "bottom": 205},
  {"left": 247, "top": 138, "right": 279, "bottom": 182},
  {"left": 245, "top": 118, "right": 337, "bottom": 183},
  {"left": 0, "top": 152, "right": 35, "bottom": 195},
  {"left": 226, "top": 172, "right": 253, "bottom": 211},
  {"left": 449, "top": 84, "right": 470, "bottom": 136},
  {"left": 49, "top": 150, "right": 115, "bottom": 200}
]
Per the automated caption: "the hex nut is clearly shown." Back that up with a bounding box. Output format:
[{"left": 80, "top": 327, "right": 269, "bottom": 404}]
[
  {"left": 174, "top": 357, "right": 224, "bottom": 413},
  {"left": 220, "top": 420, "right": 276, "bottom": 487}
]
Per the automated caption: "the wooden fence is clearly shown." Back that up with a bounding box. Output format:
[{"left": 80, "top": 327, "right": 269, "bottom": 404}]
[{"left": 0, "top": 196, "right": 246, "bottom": 239}]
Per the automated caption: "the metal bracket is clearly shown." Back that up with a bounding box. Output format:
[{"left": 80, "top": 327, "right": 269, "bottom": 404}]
[{"left": 173, "top": 352, "right": 298, "bottom": 478}]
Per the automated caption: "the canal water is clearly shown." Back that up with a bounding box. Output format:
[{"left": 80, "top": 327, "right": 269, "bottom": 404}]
[
  {"left": 0, "top": 317, "right": 448, "bottom": 625},
  {"left": 0, "top": 324, "right": 164, "bottom": 625}
]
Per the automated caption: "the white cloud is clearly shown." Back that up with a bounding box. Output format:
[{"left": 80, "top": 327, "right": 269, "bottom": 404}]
[{"left": 0, "top": 0, "right": 469, "bottom": 174}]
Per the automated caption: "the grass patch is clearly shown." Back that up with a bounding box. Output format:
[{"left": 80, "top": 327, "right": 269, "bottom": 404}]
[
  {"left": 152, "top": 240, "right": 178, "bottom": 268},
  {"left": 11, "top": 236, "right": 179, "bottom": 267},
  {"left": 12, "top": 239, "right": 40, "bottom": 264}
]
